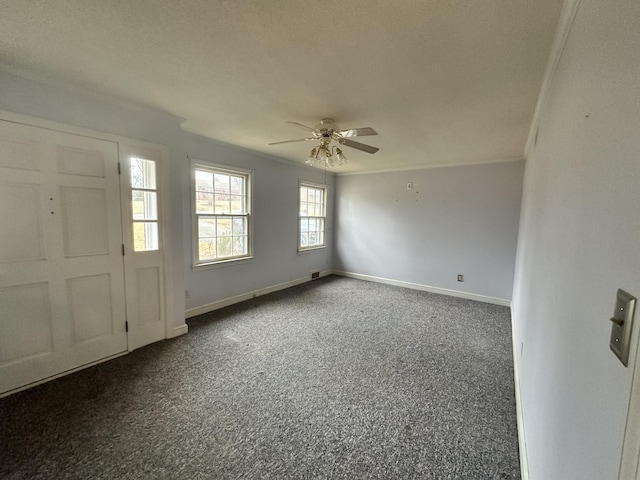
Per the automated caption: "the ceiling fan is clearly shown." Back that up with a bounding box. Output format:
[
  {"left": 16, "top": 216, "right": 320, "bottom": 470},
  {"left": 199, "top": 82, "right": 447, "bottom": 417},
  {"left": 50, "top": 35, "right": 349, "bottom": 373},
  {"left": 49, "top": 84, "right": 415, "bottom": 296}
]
[{"left": 268, "top": 118, "right": 379, "bottom": 167}]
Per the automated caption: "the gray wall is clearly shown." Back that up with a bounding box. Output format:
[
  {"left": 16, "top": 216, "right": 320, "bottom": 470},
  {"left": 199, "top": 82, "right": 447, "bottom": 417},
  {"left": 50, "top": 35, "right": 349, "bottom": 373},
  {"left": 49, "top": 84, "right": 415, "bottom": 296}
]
[
  {"left": 512, "top": 1, "right": 640, "bottom": 478},
  {"left": 0, "top": 70, "right": 334, "bottom": 327},
  {"left": 334, "top": 161, "right": 524, "bottom": 302}
]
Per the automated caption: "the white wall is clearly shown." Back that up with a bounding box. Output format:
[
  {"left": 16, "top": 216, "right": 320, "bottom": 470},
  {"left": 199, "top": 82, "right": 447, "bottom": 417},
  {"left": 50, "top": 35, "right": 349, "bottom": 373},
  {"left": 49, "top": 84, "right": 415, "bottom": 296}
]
[
  {"left": 512, "top": 1, "right": 640, "bottom": 478},
  {"left": 181, "top": 135, "right": 335, "bottom": 313},
  {"left": 333, "top": 160, "right": 524, "bottom": 302},
  {"left": 0, "top": 70, "right": 334, "bottom": 328}
]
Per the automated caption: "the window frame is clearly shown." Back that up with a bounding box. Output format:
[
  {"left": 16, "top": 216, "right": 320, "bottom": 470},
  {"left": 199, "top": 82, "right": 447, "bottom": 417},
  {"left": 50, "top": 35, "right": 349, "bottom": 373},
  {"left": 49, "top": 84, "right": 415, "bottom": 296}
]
[
  {"left": 298, "top": 180, "right": 327, "bottom": 252},
  {"left": 191, "top": 159, "right": 253, "bottom": 269}
]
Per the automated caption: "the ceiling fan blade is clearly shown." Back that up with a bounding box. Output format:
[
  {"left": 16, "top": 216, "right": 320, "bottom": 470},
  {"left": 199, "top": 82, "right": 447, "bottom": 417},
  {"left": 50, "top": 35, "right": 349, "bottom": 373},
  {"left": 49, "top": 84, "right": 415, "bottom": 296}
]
[
  {"left": 339, "top": 138, "right": 379, "bottom": 154},
  {"left": 268, "top": 137, "right": 314, "bottom": 145},
  {"left": 337, "top": 127, "right": 378, "bottom": 138},
  {"left": 285, "top": 121, "right": 316, "bottom": 133}
]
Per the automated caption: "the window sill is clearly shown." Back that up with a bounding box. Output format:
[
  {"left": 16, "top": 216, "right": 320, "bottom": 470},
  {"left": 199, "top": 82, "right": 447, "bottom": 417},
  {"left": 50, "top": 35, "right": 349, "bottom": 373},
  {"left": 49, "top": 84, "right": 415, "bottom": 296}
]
[
  {"left": 297, "top": 246, "right": 327, "bottom": 255},
  {"left": 192, "top": 256, "right": 255, "bottom": 271}
]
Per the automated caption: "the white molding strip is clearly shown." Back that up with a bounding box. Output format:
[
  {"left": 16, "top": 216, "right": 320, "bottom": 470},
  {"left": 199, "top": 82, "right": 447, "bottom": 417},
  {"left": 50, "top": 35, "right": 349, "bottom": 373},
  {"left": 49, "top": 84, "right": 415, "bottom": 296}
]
[
  {"left": 511, "top": 310, "right": 529, "bottom": 480},
  {"left": 185, "top": 270, "right": 332, "bottom": 318},
  {"left": 169, "top": 324, "right": 189, "bottom": 338},
  {"left": 336, "top": 157, "right": 524, "bottom": 177},
  {"left": 332, "top": 270, "right": 511, "bottom": 306},
  {"left": 618, "top": 325, "right": 640, "bottom": 479},
  {"left": 524, "top": 0, "right": 581, "bottom": 159}
]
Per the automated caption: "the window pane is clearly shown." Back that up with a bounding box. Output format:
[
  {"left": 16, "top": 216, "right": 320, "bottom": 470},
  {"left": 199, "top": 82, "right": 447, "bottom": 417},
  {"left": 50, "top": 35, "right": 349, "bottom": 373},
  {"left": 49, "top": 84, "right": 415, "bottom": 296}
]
[
  {"left": 132, "top": 190, "right": 157, "bottom": 220},
  {"left": 198, "top": 217, "right": 216, "bottom": 238},
  {"left": 199, "top": 238, "right": 217, "bottom": 260},
  {"left": 196, "top": 192, "right": 214, "bottom": 213},
  {"left": 214, "top": 193, "right": 231, "bottom": 214},
  {"left": 300, "top": 232, "right": 308, "bottom": 247},
  {"left": 300, "top": 187, "right": 308, "bottom": 203},
  {"left": 131, "top": 158, "right": 156, "bottom": 189},
  {"left": 217, "top": 217, "right": 232, "bottom": 236},
  {"left": 217, "top": 236, "right": 232, "bottom": 258},
  {"left": 215, "top": 173, "right": 230, "bottom": 193},
  {"left": 230, "top": 195, "right": 244, "bottom": 214},
  {"left": 133, "top": 221, "right": 158, "bottom": 252},
  {"left": 230, "top": 176, "right": 244, "bottom": 195},
  {"left": 232, "top": 235, "right": 247, "bottom": 256},
  {"left": 232, "top": 217, "right": 245, "bottom": 235},
  {"left": 195, "top": 170, "right": 213, "bottom": 192},
  {"left": 300, "top": 218, "right": 309, "bottom": 233}
]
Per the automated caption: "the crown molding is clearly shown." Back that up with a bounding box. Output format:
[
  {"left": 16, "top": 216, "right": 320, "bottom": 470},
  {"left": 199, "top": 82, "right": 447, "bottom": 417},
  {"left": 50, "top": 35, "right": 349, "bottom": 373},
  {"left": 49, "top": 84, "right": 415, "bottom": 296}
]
[{"left": 524, "top": 0, "right": 581, "bottom": 160}]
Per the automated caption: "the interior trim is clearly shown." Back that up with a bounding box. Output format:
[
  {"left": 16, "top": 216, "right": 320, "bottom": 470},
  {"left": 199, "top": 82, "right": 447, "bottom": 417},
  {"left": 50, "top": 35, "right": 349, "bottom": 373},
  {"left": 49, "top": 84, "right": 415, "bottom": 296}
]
[
  {"left": 524, "top": 0, "right": 581, "bottom": 159},
  {"left": 511, "top": 309, "right": 529, "bottom": 479},
  {"left": 185, "top": 270, "right": 333, "bottom": 318},
  {"left": 332, "top": 270, "right": 511, "bottom": 306}
]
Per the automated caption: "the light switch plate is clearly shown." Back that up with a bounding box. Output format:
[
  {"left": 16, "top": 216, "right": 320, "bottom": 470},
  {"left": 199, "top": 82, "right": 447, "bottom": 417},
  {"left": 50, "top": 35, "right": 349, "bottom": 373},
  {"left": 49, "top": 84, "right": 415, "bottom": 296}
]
[{"left": 610, "top": 289, "right": 637, "bottom": 366}]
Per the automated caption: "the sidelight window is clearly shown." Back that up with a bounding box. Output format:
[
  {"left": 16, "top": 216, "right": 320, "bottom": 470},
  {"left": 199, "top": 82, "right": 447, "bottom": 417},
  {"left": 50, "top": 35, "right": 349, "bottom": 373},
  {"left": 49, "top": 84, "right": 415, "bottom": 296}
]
[{"left": 130, "top": 157, "right": 159, "bottom": 251}]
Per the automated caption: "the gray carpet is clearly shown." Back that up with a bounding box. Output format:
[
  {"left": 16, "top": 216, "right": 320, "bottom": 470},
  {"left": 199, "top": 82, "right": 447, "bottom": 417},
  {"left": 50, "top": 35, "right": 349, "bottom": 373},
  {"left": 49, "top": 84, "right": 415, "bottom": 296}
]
[{"left": 0, "top": 275, "right": 520, "bottom": 479}]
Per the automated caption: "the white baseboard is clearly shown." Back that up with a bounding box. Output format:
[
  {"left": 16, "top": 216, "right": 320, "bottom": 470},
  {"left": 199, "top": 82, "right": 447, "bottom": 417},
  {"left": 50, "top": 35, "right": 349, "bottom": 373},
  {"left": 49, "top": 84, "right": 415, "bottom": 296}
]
[
  {"left": 169, "top": 324, "right": 189, "bottom": 338},
  {"left": 332, "top": 270, "right": 511, "bottom": 307},
  {"left": 511, "top": 309, "right": 529, "bottom": 480},
  {"left": 185, "top": 270, "right": 332, "bottom": 318}
]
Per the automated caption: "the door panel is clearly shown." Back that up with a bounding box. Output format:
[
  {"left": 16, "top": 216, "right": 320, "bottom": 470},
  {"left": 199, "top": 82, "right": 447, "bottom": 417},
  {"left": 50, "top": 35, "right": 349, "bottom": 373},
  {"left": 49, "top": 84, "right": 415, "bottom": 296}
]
[
  {"left": 0, "top": 183, "right": 45, "bottom": 262},
  {"left": 0, "top": 134, "right": 39, "bottom": 170},
  {"left": 56, "top": 145, "right": 106, "bottom": 178},
  {"left": 120, "top": 145, "right": 167, "bottom": 349},
  {"left": 0, "top": 120, "right": 127, "bottom": 394},
  {"left": 0, "top": 282, "right": 52, "bottom": 363},
  {"left": 136, "top": 267, "right": 161, "bottom": 325},
  {"left": 60, "top": 186, "right": 109, "bottom": 257},
  {"left": 68, "top": 274, "right": 114, "bottom": 342}
]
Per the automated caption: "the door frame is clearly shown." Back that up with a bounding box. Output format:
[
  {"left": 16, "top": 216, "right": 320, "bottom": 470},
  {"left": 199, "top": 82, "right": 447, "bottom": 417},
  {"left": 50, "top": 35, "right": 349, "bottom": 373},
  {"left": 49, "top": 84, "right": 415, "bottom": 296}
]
[{"left": 619, "top": 307, "right": 640, "bottom": 479}]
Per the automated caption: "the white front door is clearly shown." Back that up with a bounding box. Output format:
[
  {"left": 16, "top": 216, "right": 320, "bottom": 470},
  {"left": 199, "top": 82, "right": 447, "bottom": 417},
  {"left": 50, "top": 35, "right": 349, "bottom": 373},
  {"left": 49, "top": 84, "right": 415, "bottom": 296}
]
[{"left": 0, "top": 120, "right": 127, "bottom": 394}]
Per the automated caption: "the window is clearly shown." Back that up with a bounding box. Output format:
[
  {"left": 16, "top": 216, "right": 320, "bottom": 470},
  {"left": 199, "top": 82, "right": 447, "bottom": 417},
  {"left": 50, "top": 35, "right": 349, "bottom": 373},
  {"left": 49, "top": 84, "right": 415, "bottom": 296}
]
[
  {"left": 130, "top": 157, "right": 159, "bottom": 251},
  {"left": 299, "top": 182, "right": 327, "bottom": 251},
  {"left": 192, "top": 161, "right": 252, "bottom": 266}
]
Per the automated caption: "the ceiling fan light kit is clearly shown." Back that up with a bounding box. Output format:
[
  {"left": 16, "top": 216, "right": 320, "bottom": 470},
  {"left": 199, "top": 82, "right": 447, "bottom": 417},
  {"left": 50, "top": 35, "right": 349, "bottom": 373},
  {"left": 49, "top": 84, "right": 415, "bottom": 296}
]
[{"left": 269, "top": 118, "right": 379, "bottom": 168}]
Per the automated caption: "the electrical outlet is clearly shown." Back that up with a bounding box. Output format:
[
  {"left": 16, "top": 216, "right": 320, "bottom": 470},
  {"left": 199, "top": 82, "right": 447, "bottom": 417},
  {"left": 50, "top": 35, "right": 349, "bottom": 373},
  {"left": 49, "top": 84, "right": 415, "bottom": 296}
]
[
  {"left": 406, "top": 182, "right": 413, "bottom": 190},
  {"left": 457, "top": 274, "right": 464, "bottom": 282},
  {"left": 185, "top": 290, "right": 189, "bottom": 298}
]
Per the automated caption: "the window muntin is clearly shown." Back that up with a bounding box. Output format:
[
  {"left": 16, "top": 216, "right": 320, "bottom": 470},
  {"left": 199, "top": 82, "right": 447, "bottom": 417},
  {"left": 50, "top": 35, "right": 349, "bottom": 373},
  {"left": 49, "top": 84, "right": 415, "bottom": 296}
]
[
  {"left": 299, "top": 183, "right": 326, "bottom": 250},
  {"left": 130, "top": 157, "right": 159, "bottom": 251},
  {"left": 193, "top": 163, "right": 251, "bottom": 265}
]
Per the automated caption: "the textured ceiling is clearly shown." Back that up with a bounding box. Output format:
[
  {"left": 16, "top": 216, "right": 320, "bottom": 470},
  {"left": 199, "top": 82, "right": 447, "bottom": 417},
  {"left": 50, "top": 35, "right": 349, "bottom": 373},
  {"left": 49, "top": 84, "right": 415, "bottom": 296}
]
[{"left": 0, "top": 0, "right": 564, "bottom": 173}]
